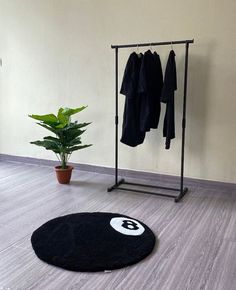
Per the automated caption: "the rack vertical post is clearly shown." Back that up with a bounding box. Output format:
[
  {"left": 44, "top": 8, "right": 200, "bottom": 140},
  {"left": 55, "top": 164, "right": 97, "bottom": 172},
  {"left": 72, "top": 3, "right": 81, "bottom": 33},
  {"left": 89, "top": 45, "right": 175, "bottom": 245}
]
[{"left": 115, "top": 47, "right": 119, "bottom": 186}]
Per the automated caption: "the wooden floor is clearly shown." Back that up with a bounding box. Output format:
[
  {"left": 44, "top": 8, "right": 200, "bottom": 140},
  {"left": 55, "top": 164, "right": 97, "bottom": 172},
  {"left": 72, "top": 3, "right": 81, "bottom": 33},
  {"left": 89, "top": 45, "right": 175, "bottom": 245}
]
[{"left": 0, "top": 161, "right": 236, "bottom": 290}]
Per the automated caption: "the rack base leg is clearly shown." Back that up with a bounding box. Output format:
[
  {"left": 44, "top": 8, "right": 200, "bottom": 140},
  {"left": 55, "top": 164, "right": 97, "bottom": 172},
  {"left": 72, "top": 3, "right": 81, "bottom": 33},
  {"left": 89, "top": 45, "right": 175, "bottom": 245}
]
[
  {"left": 175, "top": 187, "right": 188, "bottom": 202},
  {"left": 107, "top": 179, "right": 125, "bottom": 192}
]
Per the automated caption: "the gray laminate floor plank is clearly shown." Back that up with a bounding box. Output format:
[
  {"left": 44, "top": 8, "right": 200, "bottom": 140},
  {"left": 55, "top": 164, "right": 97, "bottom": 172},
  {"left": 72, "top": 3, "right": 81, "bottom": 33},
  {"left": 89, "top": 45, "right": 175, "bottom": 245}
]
[
  {"left": 205, "top": 240, "right": 236, "bottom": 290},
  {"left": 0, "top": 161, "right": 235, "bottom": 290}
]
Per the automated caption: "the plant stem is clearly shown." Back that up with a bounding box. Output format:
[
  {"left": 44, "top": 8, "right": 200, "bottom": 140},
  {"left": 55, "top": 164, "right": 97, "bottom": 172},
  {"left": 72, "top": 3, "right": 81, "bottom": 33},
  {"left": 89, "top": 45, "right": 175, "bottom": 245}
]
[{"left": 61, "top": 153, "right": 67, "bottom": 169}]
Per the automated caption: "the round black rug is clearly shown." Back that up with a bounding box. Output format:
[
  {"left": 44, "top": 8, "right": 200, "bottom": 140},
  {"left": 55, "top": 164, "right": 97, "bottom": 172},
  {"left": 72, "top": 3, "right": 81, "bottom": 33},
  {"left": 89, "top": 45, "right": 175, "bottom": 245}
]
[{"left": 31, "top": 212, "right": 156, "bottom": 272}]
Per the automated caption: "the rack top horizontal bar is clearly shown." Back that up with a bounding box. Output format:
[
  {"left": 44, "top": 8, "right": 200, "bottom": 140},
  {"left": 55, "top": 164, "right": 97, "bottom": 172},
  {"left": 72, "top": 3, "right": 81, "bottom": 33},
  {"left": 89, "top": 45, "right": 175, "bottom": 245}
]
[{"left": 111, "top": 39, "right": 194, "bottom": 49}]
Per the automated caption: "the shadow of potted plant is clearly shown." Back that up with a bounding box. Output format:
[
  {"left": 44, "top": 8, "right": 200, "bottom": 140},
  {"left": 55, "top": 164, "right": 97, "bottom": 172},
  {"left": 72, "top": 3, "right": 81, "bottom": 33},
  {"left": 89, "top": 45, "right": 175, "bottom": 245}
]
[{"left": 29, "top": 106, "right": 92, "bottom": 184}]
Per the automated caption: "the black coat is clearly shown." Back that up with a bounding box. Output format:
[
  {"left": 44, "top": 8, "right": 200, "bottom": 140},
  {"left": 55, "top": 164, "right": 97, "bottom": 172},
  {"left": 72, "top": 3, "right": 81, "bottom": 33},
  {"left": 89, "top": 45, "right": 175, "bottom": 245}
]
[
  {"left": 120, "top": 52, "right": 145, "bottom": 147},
  {"left": 138, "top": 50, "right": 163, "bottom": 132},
  {"left": 161, "top": 50, "right": 177, "bottom": 149}
]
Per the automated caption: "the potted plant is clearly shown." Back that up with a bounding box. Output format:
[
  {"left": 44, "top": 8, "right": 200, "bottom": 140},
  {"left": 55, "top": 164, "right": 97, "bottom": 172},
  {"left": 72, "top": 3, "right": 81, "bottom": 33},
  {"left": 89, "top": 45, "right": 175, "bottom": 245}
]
[{"left": 29, "top": 106, "right": 92, "bottom": 184}]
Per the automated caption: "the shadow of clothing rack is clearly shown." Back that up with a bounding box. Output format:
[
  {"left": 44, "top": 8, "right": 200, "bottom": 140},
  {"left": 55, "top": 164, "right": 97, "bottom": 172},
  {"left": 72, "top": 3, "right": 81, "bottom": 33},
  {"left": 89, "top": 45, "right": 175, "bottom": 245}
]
[{"left": 107, "top": 39, "right": 194, "bottom": 202}]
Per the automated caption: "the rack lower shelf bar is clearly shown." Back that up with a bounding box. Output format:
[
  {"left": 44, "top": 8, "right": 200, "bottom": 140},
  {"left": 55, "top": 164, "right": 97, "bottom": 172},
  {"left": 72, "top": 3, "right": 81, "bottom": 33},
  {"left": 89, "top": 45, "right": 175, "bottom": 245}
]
[{"left": 107, "top": 179, "right": 188, "bottom": 202}]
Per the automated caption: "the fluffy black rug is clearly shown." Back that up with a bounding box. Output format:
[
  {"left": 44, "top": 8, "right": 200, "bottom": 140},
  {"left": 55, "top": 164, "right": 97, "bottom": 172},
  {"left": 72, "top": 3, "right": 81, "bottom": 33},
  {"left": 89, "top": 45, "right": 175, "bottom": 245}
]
[{"left": 31, "top": 212, "right": 156, "bottom": 272}]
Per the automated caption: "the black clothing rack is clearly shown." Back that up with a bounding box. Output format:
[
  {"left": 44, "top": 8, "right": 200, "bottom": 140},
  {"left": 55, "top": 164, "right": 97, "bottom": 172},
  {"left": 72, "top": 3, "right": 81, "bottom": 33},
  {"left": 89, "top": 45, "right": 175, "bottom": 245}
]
[{"left": 107, "top": 39, "right": 194, "bottom": 202}]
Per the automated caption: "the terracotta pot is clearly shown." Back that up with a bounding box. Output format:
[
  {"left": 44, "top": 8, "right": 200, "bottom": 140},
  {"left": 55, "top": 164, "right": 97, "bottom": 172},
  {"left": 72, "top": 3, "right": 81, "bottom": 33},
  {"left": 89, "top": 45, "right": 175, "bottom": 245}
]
[{"left": 55, "top": 165, "right": 74, "bottom": 184}]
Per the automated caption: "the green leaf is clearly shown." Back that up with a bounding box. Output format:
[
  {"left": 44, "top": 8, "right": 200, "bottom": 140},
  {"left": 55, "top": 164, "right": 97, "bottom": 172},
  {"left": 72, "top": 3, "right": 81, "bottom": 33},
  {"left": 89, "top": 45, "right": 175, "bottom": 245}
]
[
  {"left": 44, "top": 136, "right": 60, "bottom": 142},
  {"left": 64, "top": 122, "right": 91, "bottom": 130},
  {"left": 55, "top": 123, "right": 67, "bottom": 129},
  {"left": 43, "top": 136, "right": 62, "bottom": 146},
  {"left": 37, "top": 123, "right": 59, "bottom": 134},
  {"left": 67, "top": 137, "right": 82, "bottom": 146},
  {"left": 57, "top": 108, "right": 69, "bottom": 128},
  {"left": 29, "top": 114, "right": 58, "bottom": 124},
  {"left": 30, "top": 140, "right": 61, "bottom": 154},
  {"left": 69, "top": 129, "right": 86, "bottom": 139},
  {"left": 61, "top": 129, "right": 85, "bottom": 143},
  {"left": 76, "top": 122, "right": 91, "bottom": 128},
  {"left": 65, "top": 144, "right": 92, "bottom": 153},
  {"left": 61, "top": 106, "right": 87, "bottom": 117}
]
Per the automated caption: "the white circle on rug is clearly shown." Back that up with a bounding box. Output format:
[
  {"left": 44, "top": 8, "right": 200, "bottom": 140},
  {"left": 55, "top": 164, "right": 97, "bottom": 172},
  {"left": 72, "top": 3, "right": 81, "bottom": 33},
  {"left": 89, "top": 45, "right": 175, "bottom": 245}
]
[{"left": 110, "top": 217, "right": 145, "bottom": 236}]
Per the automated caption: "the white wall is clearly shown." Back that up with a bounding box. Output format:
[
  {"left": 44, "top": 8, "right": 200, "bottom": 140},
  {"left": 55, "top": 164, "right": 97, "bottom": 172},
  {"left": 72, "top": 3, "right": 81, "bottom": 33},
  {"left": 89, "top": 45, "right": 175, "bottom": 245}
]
[{"left": 0, "top": 0, "right": 235, "bottom": 183}]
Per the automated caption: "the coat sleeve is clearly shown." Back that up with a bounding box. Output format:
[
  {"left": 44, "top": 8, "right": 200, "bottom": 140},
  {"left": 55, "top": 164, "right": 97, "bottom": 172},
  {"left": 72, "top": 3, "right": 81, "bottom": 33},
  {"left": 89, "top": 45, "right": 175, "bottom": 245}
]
[{"left": 120, "top": 55, "right": 136, "bottom": 98}]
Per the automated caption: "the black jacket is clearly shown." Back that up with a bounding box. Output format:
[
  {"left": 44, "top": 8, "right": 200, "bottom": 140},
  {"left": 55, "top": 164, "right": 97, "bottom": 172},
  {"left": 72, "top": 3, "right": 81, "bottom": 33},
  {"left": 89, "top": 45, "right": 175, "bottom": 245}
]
[
  {"left": 161, "top": 50, "right": 177, "bottom": 149},
  {"left": 138, "top": 50, "right": 163, "bottom": 132},
  {"left": 120, "top": 52, "right": 145, "bottom": 147}
]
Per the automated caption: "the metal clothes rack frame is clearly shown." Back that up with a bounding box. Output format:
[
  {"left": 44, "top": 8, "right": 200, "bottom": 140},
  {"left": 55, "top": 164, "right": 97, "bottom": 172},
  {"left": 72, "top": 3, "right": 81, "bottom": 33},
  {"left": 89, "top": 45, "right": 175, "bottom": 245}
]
[{"left": 107, "top": 39, "right": 194, "bottom": 202}]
